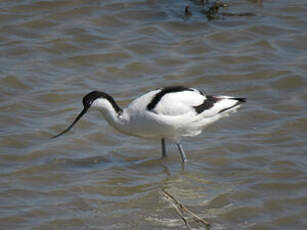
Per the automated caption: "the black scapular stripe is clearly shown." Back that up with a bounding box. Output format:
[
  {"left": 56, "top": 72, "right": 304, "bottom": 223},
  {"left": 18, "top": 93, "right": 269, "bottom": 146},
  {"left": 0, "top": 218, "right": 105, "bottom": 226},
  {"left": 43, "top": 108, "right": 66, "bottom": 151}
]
[
  {"left": 193, "top": 95, "right": 220, "bottom": 114},
  {"left": 147, "top": 86, "right": 193, "bottom": 111}
]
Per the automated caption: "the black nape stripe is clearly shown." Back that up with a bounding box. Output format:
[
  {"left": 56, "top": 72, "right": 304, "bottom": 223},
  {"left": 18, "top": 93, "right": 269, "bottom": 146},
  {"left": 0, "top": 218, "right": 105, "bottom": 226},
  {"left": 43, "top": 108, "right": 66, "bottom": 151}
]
[
  {"left": 84, "top": 91, "right": 123, "bottom": 114},
  {"left": 194, "top": 95, "right": 220, "bottom": 114},
  {"left": 147, "top": 86, "right": 193, "bottom": 111}
]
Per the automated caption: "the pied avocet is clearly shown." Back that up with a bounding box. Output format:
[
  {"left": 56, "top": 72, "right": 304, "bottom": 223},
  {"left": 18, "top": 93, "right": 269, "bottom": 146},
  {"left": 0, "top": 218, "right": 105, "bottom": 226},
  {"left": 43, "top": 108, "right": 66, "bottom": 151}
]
[{"left": 52, "top": 86, "right": 246, "bottom": 162}]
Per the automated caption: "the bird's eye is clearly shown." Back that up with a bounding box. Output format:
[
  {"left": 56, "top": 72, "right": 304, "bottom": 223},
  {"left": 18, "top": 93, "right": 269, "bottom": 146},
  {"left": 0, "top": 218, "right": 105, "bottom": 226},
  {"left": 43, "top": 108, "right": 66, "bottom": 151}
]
[{"left": 82, "top": 98, "right": 92, "bottom": 108}]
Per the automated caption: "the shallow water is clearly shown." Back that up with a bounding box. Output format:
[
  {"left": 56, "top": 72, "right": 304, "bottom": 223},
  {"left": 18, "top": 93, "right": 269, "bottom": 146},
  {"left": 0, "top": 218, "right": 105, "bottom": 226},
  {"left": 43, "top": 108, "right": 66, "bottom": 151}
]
[{"left": 1, "top": 0, "right": 307, "bottom": 229}]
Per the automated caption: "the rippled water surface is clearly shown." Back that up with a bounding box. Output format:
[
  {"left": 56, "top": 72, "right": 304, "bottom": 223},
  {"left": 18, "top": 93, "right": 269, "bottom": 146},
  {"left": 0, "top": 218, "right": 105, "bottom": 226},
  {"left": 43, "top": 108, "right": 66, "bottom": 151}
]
[{"left": 1, "top": 0, "right": 307, "bottom": 229}]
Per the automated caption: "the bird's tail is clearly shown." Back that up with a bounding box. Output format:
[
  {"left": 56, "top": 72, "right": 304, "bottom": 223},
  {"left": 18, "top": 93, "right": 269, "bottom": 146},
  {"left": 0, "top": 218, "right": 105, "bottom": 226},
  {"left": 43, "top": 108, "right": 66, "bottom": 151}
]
[{"left": 216, "top": 97, "right": 246, "bottom": 114}]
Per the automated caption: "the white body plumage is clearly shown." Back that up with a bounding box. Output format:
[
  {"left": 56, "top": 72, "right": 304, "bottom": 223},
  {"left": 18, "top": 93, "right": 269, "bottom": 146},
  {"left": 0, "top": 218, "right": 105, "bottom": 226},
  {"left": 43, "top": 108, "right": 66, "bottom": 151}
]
[
  {"left": 93, "top": 88, "right": 243, "bottom": 140},
  {"left": 53, "top": 86, "right": 246, "bottom": 162}
]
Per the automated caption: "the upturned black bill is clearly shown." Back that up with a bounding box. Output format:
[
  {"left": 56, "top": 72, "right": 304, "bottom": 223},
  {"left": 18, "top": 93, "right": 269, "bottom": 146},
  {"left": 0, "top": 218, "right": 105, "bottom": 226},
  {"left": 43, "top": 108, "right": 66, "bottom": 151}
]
[{"left": 51, "top": 107, "right": 88, "bottom": 139}]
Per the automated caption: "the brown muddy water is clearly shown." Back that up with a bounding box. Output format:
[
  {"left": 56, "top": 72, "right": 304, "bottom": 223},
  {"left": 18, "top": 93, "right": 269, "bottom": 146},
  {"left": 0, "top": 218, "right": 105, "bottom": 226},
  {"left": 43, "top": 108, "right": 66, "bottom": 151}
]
[{"left": 1, "top": 0, "right": 307, "bottom": 229}]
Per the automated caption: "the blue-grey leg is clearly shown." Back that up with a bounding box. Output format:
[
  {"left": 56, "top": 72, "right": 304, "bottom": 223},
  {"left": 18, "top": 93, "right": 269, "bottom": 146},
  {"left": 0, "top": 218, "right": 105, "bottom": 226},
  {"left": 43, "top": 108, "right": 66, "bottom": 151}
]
[
  {"left": 161, "top": 138, "right": 167, "bottom": 158},
  {"left": 176, "top": 143, "right": 187, "bottom": 162}
]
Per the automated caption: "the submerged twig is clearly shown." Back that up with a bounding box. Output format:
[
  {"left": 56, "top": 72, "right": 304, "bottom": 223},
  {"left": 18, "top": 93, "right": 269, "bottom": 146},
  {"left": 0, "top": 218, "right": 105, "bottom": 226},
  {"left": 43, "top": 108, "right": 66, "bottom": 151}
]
[
  {"left": 161, "top": 189, "right": 210, "bottom": 229},
  {"left": 162, "top": 189, "right": 192, "bottom": 229}
]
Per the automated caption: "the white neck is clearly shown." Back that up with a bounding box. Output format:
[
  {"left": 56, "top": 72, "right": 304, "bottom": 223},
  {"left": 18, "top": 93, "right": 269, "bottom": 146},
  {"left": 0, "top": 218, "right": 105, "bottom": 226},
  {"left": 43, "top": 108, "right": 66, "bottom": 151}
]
[{"left": 91, "top": 98, "right": 130, "bottom": 135}]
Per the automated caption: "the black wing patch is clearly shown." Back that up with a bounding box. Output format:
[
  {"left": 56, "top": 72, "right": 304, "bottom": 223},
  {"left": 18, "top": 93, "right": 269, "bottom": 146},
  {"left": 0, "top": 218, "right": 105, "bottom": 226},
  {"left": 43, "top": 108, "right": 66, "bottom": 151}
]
[
  {"left": 193, "top": 95, "right": 221, "bottom": 114},
  {"left": 147, "top": 86, "right": 193, "bottom": 111},
  {"left": 233, "top": 98, "right": 246, "bottom": 103},
  {"left": 218, "top": 98, "right": 246, "bottom": 113}
]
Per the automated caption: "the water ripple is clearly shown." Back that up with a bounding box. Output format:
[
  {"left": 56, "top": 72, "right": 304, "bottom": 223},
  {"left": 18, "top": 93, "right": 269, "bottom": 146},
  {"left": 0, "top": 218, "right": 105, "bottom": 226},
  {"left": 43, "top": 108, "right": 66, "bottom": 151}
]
[{"left": 1, "top": 1, "right": 307, "bottom": 230}]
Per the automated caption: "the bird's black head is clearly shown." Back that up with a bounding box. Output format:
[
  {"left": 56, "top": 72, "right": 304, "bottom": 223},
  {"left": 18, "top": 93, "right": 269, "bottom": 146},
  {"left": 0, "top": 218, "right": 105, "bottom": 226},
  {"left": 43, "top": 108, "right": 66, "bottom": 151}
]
[
  {"left": 82, "top": 91, "right": 108, "bottom": 110},
  {"left": 51, "top": 91, "right": 122, "bottom": 139},
  {"left": 82, "top": 91, "right": 122, "bottom": 114}
]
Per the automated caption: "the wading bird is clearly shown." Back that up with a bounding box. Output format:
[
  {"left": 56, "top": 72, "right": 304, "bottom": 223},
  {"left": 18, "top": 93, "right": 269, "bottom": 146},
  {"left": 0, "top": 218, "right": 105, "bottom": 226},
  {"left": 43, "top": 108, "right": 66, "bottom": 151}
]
[{"left": 52, "top": 86, "right": 246, "bottom": 162}]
